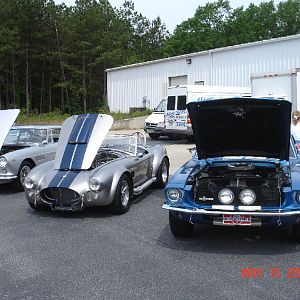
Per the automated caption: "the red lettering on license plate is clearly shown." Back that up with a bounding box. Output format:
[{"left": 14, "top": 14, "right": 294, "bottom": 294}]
[{"left": 223, "top": 214, "right": 252, "bottom": 225}]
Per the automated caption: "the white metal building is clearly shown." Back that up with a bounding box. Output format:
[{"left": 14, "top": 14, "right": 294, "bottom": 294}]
[{"left": 106, "top": 34, "right": 300, "bottom": 113}]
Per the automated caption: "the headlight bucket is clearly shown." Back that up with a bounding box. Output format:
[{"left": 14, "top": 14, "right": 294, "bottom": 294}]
[
  {"left": 89, "top": 178, "right": 102, "bottom": 192},
  {"left": 24, "top": 177, "right": 37, "bottom": 190},
  {"left": 239, "top": 189, "right": 256, "bottom": 205},
  {"left": 0, "top": 156, "right": 7, "bottom": 169},
  {"left": 218, "top": 188, "right": 234, "bottom": 204},
  {"left": 166, "top": 188, "right": 183, "bottom": 202}
]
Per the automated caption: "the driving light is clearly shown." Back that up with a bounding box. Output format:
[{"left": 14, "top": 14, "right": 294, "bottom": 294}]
[
  {"left": 218, "top": 188, "right": 234, "bottom": 204},
  {"left": 239, "top": 189, "right": 256, "bottom": 205},
  {"left": 0, "top": 157, "right": 7, "bottom": 169},
  {"left": 166, "top": 188, "right": 183, "bottom": 202},
  {"left": 89, "top": 179, "right": 102, "bottom": 192},
  {"left": 24, "top": 177, "right": 37, "bottom": 190}
]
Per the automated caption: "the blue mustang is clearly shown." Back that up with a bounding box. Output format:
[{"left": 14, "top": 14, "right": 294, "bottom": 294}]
[{"left": 163, "top": 97, "right": 300, "bottom": 241}]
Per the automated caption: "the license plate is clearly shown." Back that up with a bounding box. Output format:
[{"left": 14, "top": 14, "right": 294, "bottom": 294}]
[
  {"left": 147, "top": 129, "right": 154, "bottom": 133},
  {"left": 223, "top": 214, "right": 252, "bottom": 225},
  {"left": 54, "top": 206, "right": 72, "bottom": 211}
]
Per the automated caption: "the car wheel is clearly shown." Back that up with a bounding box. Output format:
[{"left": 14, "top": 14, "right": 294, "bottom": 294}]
[
  {"left": 292, "top": 224, "right": 300, "bottom": 242},
  {"left": 109, "top": 174, "right": 132, "bottom": 214},
  {"left": 11, "top": 160, "right": 34, "bottom": 192},
  {"left": 169, "top": 212, "right": 194, "bottom": 237},
  {"left": 148, "top": 133, "right": 160, "bottom": 139},
  {"left": 152, "top": 157, "right": 169, "bottom": 188}
]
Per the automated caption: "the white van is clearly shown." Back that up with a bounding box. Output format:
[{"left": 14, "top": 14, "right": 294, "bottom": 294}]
[
  {"left": 144, "top": 99, "right": 166, "bottom": 139},
  {"left": 165, "top": 85, "right": 251, "bottom": 139}
]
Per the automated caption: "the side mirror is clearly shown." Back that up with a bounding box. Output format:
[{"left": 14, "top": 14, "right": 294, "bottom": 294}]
[{"left": 137, "top": 152, "right": 144, "bottom": 159}]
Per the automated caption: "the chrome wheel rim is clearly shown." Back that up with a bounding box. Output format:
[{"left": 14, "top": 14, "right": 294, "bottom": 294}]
[
  {"left": 161, "top": 162, "right": 168, "bottom": 183},
  {"left": 120, "top": 180, "right": 130, "bottom": 207},
  {"left": 20, "top": 165, "right": 31, "bottom": 186}
]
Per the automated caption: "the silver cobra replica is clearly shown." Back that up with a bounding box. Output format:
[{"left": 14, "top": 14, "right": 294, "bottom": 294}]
[
  {"left": 0, "top": 109, "right": 61, "bottom": 191},
  {"left": 24, "top": 113, "right": 169, "bottom": 213}
]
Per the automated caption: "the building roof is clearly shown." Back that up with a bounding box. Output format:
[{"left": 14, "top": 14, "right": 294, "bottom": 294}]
[{"left": 106, "top": 34, "right": 300, "bottom": 73}]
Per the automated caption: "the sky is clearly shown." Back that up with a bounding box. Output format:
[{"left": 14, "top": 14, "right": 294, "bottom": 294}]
[{"left": 54, "top": 0, "right": 282, "bottom": 33}]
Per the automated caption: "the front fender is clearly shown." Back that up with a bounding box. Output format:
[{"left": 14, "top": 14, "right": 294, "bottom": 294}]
[{"left": 91, "top": 163, "right": 130, "bottom": 205}]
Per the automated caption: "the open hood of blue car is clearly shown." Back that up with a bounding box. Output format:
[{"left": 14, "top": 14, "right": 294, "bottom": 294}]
[{"left": 187, "top": 98, "right": 291, "bottom": 161}]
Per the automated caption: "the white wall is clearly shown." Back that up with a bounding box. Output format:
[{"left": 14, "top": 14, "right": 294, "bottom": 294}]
[{"left": 107, "top": 35, "right": 300, "bottom": 112}]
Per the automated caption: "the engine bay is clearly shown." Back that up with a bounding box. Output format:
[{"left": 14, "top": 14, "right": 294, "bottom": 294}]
[
  {"left": 90, "top": 150, "right": 126, "bottom": 169},
  {"left": 192, "top": 162, "right": 290, "bottom": 207}
]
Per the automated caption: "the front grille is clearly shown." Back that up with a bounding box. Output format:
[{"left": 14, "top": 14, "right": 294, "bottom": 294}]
[
  {"left": 41, "top": 188, "right": 81, "bottom": 207},
  {"left": 145, "top": 123, "right": 157, "bottom": 128},
  {"left": 195, "top": 178, "right": 282, "bottom": 207}
]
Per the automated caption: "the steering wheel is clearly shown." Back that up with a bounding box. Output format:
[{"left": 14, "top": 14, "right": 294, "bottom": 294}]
[{"left": 131, "top": 131, "right": 147, "bottom": 147}]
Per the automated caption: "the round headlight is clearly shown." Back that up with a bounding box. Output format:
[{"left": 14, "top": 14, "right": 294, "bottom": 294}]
[
  {"left": 166, "top": 188, "right": 183, "bottom": 202},
  {"left": 0, "top": 157, "right": 7, "bottom": 168},
  {"left": 89, "top": 179, "right": 102, "bottom": 192},
  {"left": 239, "top": 189, "right": 256, "bottom": 205},
  {"left": 24, "top": 177, "right": 37, "bottom": 190},
  {"left": 218, "top": 188, "right": 234, "bottom": 204}
]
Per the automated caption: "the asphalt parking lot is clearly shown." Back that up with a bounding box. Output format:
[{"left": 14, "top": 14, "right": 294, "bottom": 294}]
[{"left": 0, "top": 133, "right": 299, "bottom": 300}]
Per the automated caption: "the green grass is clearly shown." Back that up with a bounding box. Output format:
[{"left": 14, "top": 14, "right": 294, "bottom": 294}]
[{"left": 16, "top": 109, "right": 153, "bottom": 125}]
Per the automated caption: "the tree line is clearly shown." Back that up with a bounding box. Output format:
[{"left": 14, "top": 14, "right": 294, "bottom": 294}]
[{"left": 0, "top": 0, "right": 299, "bottom": 114}]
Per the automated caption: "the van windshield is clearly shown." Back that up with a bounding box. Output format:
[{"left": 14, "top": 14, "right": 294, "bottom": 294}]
[{"left": 155, "top": 99, "right": 166, "bottom": 112}]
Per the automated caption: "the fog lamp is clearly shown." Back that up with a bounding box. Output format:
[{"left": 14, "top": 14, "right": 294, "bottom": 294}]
[
  {"left": 239, "top": 189, "right": 256, "bottom": 205},
  {"left": 218, "top": 188, "right": 234, "bottom": 204}
]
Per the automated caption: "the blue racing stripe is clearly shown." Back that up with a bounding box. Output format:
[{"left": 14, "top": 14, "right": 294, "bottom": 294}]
[
  {"left": 48, "top": 170, "right": 69, "bottom": 187},
  {"left": 59, "top": 114, "right": 98, "bottom": 170},
  {"left": 68, "top": 114, "right": 87, "bottom": 143},
  {"left": 60, "top": 143, "right": 76, "bottom": 170},
  {"left": 70, "top": 143, "right": 88, "bottom": 170},
  {"left": 58, "top": 171, "right": 79, "bottom": 188},
  {"left": 76, "top": 114, "right": 97, "bottom": 143}
]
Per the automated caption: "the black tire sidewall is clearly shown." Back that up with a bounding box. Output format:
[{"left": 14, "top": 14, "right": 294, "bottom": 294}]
[
  {"left": 12, "top": 160, "right": 34, "bottom": 192},
  {"left": 109, "top": 174, "right": 132, "bottom": 214}
]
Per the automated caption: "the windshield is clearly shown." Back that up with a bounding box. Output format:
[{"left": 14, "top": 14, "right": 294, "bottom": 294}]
[
  {"left": 101, "top": 135, "right": 138, "bottom": 155},
  {"left": 4, "top": 128, "right": 47, "bottom": 144},
  {"left": 155, "top": 99, "right": 166, "bottom": 112}
]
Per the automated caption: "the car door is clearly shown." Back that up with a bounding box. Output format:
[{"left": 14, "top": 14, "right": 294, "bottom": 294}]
[{"left": 132, "top": 149, "right": 154, "bottom": 187}]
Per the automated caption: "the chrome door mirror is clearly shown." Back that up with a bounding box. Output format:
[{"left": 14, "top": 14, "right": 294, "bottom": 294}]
[{"left": 137, "top": 152, "right": 144, "bottom": 159}]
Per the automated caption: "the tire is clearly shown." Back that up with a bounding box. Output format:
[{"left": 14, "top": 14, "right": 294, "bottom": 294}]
[
  {"left": 169, "top": 212, "right": 194, "bottom": 237},
  {"left": 292, "top": 224, "right": 300, "bottom": 242},
  {"left": 152, "top": 157, "right": 169, "bottom": 188},
  {"left": 148, "top": 133, "right": 160, "bottom": 139},
  {"left": 108, "top": 174, "right": 132, "bottom": 214},
  {"left": 28, "top": 202, "right": 46, "bottom": 210},
  {"left": 11, "top": 160, "right": 34, "bottom": 192}
]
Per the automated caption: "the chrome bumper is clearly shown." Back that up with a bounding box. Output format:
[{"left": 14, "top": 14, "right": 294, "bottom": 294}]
[
  {"left": 162, "top": 204, "right": 300, "bottom": 217},
  {"left": 0, "top": 174, "right": 17, "bottom": 183}
]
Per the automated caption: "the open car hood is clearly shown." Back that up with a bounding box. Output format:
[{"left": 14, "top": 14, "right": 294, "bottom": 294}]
[
  {"left": 0, "top": 109, "right": 20, "bottom": 150},
  {"left": 54, "top": 114, "right": 114, "bottom": 170},
  {"left": 187, "top": 98, "right": 291, "bottom": 161}
]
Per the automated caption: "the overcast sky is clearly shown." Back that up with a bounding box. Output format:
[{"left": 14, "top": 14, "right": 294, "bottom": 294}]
[{"left": 54, "top": 0, "right": 282, "bottom": 33}]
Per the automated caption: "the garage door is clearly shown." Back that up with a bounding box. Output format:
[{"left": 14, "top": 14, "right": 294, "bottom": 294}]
[{"left": 169, "top": 75, "right": 187, "bottom": 86}]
